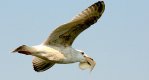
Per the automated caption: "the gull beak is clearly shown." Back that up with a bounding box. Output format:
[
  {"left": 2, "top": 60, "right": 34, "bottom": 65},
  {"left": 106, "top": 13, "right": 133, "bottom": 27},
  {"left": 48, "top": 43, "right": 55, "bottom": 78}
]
[
  {"left": 86, "top": 57, "right": 96, "bottom": 71},
  {"left": 79, "top": 56, "right": 96, "bottom": 71}
]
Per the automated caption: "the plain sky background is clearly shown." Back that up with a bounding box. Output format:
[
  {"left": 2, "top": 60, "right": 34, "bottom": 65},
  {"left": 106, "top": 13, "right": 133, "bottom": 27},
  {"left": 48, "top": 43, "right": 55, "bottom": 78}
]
[{"left": 0, "top": 0, "right": 149, "bottom": 80}]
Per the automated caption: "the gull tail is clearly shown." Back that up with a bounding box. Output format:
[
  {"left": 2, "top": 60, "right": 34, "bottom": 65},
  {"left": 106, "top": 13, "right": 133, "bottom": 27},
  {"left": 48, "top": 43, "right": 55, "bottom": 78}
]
[{"left": 12, "top": 45, "right": 33, "bottom": 55}]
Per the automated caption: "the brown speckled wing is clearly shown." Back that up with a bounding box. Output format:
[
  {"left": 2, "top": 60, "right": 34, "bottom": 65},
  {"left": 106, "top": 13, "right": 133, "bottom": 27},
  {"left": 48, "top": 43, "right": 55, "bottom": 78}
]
[
  {"left": 32, "top": 57, "right": 55, "bottom": 72},
  {"left": 44, "top": 1, "right": 105, "bottom": 46}
]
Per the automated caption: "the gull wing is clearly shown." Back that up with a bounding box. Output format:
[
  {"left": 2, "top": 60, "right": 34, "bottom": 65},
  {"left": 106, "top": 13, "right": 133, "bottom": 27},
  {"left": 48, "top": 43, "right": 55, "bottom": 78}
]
[
  {"left": 43, "top": 1, "right": 105, "bottom": 46},
  {"left": 32, "top": 57, "right": 55, "bottom": 72}
]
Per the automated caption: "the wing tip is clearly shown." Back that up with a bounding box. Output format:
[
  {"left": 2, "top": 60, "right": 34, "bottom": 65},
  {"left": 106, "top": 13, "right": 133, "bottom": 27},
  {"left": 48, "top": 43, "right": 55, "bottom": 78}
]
[
  {"left": 96, "top": 1, "right": 105, "bottom": 6},
  {"left": 93, "top": 1, "right": 105, "bottom": 14}
]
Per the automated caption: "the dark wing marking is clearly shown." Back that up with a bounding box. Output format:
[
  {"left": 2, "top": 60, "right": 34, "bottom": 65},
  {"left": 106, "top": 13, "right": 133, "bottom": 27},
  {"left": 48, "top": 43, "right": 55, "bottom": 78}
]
[
  {"left": 43, "top": 1, "right": 105, "bottom": 46},
  {"left": 32, "top": 57, "right": 55, "bottom": 72}
]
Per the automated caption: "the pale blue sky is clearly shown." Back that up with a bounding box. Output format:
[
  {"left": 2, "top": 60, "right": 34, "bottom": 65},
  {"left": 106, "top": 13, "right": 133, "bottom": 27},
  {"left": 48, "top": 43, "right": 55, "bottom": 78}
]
[{"left": 1, "top": 0, "right": 149, "bottom": 80}]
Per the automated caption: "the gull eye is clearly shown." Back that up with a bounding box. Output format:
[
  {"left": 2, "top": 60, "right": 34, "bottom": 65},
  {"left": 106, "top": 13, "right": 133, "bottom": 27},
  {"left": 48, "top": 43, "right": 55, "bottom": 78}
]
[{"left": 81, "top": 52, "right": 84, "bottom": 55}]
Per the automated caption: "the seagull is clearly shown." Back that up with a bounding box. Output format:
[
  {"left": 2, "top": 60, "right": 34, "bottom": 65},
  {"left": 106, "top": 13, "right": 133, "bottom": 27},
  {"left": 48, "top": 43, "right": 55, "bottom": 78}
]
[{"left": 12, "top": 1, "right": 105, "bottom": 72}]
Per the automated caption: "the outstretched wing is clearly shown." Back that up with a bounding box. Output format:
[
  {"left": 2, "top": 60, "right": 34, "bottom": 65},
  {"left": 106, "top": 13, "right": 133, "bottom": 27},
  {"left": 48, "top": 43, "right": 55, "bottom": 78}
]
[{"left": 43, "top": 1, "right": 105, "bottom": 46}]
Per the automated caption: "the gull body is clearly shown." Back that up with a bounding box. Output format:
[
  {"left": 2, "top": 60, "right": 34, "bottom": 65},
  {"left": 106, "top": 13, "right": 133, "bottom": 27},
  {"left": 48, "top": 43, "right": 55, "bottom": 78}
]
[
  {"left": 13, "top": 1, "right": 105, "bottom": 72},
  {"left": 32, "top": 45, "right": 85, "bottom": 64}
]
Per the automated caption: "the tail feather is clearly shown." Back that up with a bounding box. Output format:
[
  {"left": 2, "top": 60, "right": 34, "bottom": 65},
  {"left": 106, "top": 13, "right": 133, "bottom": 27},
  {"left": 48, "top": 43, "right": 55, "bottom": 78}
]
[{"left": 12, "top": 45, "right": 33, "bottom": 55}]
